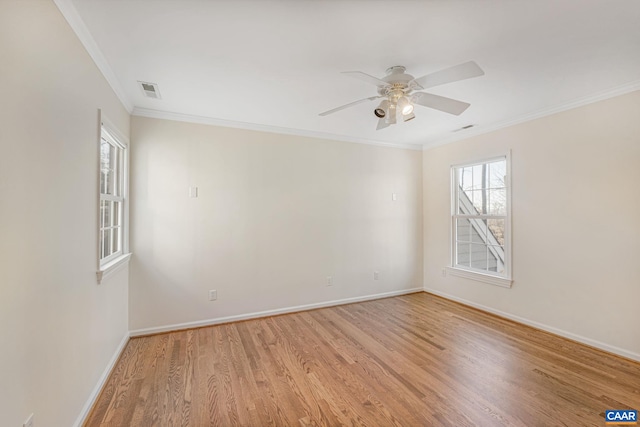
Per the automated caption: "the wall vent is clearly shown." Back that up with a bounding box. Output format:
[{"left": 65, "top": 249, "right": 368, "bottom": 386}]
[{"left": 138, "top": 81, "right": 161, "bottom": 99}]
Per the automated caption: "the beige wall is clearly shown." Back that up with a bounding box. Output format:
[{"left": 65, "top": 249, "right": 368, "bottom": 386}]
[
  {"left": 0, "top": 1, "right": 130, "bottom": 426},
  {"left": 423, "top": 91, "right": 640, "bottom": 359},
  {"left": 129, "top": 117, "right": 423, "bottom": 331}
]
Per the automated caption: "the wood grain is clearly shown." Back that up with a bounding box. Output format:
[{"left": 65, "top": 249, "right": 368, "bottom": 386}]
[{"left": 84, "top": 292, "right": 640, "bottom": 426}]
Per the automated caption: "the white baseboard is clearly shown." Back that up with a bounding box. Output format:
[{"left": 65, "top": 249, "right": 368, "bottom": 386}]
[
  {"left": 73, "top": 332, "right": 130, "bottom": 427},
  {"left": 424, "top": 287, "right": 640, "bottom": 363},
  {"left": 130, "top": 288, "right": 423, "bottom": 337}
]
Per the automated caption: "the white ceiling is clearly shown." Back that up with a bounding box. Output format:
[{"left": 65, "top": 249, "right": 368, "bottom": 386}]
[{"left": 63, "top": 0, "right": 640, "bottom": 148}]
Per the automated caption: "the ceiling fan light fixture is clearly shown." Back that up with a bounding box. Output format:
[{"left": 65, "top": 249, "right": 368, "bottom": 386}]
[
  {"left": 403, "top": 111, "right": 415, "bottom": 122},
  {"left": 385, "top": 103, "right": 397, "bottom": 124},
  {"left": 374, "top": 99, "right": 389, "bottom": 118},
  {"left": 398, "top": 96, "right": 413, "bottom": 115}
]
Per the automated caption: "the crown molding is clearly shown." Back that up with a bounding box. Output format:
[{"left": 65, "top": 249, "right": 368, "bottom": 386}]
[
  {"left": 53, "top": 0, "right": 133, "bottom": 113},
  {"left": 132, "top": 108, "right": 424, "bottom": 151},
  {"left": 422, "top": 80, "right": 640, "bottom": 151}
]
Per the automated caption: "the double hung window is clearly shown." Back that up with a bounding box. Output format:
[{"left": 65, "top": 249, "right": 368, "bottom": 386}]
[
  {"left": 97, "top": 116, "right": 130, "bottom": 285},
  {"left": 451, "top": 156, "right": 511, "bottom": 286},
  {"left": 99, "top": 127, "right": 125, "bottom": 264}
]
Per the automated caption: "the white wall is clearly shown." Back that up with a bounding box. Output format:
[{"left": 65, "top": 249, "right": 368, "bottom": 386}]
[
  {"left": 423, "top": 91, "right": 640, "bottom": 359},
  {"left": 129, "top": 117, "right": 423, "bottom": 331},
  {"left": 0, "top": 1, "right": 130, "bottom": 426}
]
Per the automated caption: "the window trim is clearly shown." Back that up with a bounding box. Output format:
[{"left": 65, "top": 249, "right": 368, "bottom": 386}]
[
  {"left": 449, "top": 152, "right": 513, "bottom": 288},
  {"left": 97, "top": 112, "right": 131, "bottom": 284}
]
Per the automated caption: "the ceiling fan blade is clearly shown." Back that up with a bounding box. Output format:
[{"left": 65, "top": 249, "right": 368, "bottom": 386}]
[
  {"left": 319, "top": 96, "right": 381, "bottom": 116},
  {"left": 412, "top": 61, "right": 484, "bottom": 89},
  {"left": 376, "top": 117, "right": 390, "bottom": 130},
  {"left": 412, "top": 92, "right": 471, "bottom": 116},
  {"left": 342, "top": 71, "right": 390, "bottom": 87}
]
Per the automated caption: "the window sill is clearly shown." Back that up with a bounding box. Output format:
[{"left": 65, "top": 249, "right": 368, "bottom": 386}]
[
  {"left": 97, "top": 253, "right": 131, "bottom": 284},
  {"left": 446, "top": 267, "right": 513, "bottom": 288}
]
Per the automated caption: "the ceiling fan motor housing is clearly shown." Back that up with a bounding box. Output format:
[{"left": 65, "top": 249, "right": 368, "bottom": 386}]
[{"left": 378, "top": 66, "right": 417, "bottom": 98}]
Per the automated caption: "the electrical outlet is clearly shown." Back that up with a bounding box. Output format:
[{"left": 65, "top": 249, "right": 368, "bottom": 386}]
[
  {"left": 208, "top": 290, "right": 217, "bottom": 301},
  {"left": 24, "top": 413, "right": 34, "bottom": 427},
  {"left": 373, "top": 271, "right": 379, "bottom": 280},
  {"left": 442, "top": 268, "right": 447, "bottom": 277},
  {"left": 326, "top": 276, "right": 333, "bottom": 286},
  {"left": 391, "top": 193, "right": 397, "bottom": 201}
]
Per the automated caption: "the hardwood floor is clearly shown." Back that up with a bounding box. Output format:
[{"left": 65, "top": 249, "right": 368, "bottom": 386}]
[{"left": 85, "top": 292, "right": 640, "bottom": 426}]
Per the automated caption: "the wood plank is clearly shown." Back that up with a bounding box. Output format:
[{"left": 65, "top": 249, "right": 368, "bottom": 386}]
[{"left": 84, "top": 292, "right": 640, "bottom": 426}]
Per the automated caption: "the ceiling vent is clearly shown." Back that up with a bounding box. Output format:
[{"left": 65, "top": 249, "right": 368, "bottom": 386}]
[
  {"left": 138, "top": 81, "right": 161, "bottom": 99},
  {"left": 453, "top": 124, "right": 475, "bottom": 132}
]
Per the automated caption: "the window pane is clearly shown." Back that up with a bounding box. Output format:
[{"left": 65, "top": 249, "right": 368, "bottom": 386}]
[
  {"left": 112, "top": 226, "right": 120, "bottom": 254},
  {"left": 100, "top": 139, "right": 122, "bottom": 196},
  {"left": 100, "top": 141, "right": 117, "bottom": 196},
  {"left": 464, "top": 189, "right": 488, "bottom": 214},
  {"left": 488, "top": 160, "right": 506, "bottom": 189},
  {"left": 458, "top": 188, "right": 481, "bottom": 215},
  {"left": 471, "top": 219, "right": 486, "bottom": 243},
  {"left": 487, "top": 219, "right": 505, "bottom": 245},
  {"left": 102, "top": 229, "right": 111, "bottom": 258},
  {"left": 456, "top": 218, "right": 471, "bottom": 242},
  {"left": 487, "top": 189, "right": 506, "bottom": 216},
  {"left": 487, "top": 246, "right": 499, "bottom": 271},
  {"left": 471, "top": 164, "right": 484, "bottom": 190},
  {"left": 104, "top": 201, "right": 112, "bottom": 228},
  {"left": 460, "top": 167, "right": 473, "bottom": 191},
  {"left": 489, "top": 245, "right": 506, "bottom": 273},
  {"left": 470, "top": 243, "right": 488, "bottom": 270},
  {"left": 113, "top": 201, "right": 121, "bottom": 227},
  {"left": 99, "top": 230, "right": 104, "bottom": 259},
  {"left": 456, "top": 242, "right": 470, "bottom": 267},
  {"left": 113, "top": 147, "right": 121, "bottom": 197},
  {"left": 100, "top": 139, "right": 110, "bottom": 194},
  {"left": 100, "top": 200, "right": 107, "bottom": 229},
  {"left": 108, "top": 144, "right": 116, "bottom": 195}
]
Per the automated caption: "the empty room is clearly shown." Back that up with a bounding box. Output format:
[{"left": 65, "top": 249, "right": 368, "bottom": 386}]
[{"left": 1, "top": 0, "right": 639, "bottom": 426}]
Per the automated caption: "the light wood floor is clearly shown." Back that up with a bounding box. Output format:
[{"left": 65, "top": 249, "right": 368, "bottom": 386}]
[{"left": 85, "top": 292, "right": 640, "bottom": 426}]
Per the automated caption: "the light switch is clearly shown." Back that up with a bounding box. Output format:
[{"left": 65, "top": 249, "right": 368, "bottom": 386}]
[
  {"left": 392, "top": 193, "right": 397, "bottom": 201},
  {"left": 189, "top": 186, "right": 198, "bottom": 198}
]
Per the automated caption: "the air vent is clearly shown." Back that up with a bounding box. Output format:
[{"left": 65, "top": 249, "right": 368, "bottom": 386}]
[
  {"left": 453, "top": 124, "right": 475, "bottom": 132},
  {"left": 138, "top": 81, "right": 161, "bottom": 99}
]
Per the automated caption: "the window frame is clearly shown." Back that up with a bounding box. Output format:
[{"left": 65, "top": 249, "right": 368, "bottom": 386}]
[
  {"left": 97, "top": 113, "right": 131, "bottom": 284},
  {"left": 448, "top": 153, "right": 512, "bottom": 288}
]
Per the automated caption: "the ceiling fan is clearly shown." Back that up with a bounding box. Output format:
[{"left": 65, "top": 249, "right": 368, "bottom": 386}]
[{"left": 319, "top": 61, "right": 484, "bottom": 130}]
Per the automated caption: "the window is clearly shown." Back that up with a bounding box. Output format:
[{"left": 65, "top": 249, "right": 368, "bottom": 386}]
[
  {"left": 99, "top": 128, "right": 124, "bottom": 263},
  {"left": 97, "top": 116, "right": 130, "bottom": 283},
  {"left": 451, "top": 156, "right": 511, "bottom": 287}
]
